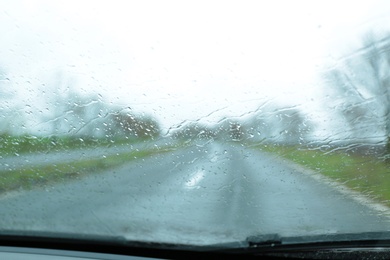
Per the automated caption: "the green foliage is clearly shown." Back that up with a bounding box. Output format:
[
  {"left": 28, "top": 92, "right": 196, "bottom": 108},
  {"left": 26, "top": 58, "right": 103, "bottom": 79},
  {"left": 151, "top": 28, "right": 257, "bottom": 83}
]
[
  {"left": 108, "top": 112, "right": 160, "bottom": 139},
  {"left": 0, "top": 134, "right": 142, "bottom": 156},
  {"left": 171, "top": 123, "right": 216, "bottom": 140}
]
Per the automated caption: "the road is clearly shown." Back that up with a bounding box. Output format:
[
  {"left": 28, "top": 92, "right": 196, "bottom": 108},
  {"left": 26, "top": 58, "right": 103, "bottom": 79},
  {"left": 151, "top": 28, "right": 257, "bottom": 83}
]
[{"left": 0, "top": 142, "right": 389, "bottom": 245}]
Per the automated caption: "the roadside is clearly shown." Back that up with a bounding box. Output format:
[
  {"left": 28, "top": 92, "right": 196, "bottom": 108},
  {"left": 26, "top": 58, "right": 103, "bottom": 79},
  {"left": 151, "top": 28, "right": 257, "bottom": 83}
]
[
  {"left": 0, "top": 137, "right": 179, "bottom": 171},
  {"left": 282, "top": 156, "right": 390, "bottom": 217},
  {"left": 0, "top": 138, "right": 186, "bottom": 195},
  {"left": 0, "top": 135, "right": 136, "bottom": 157},
  {"left": 247, "top": 143, "right": 390, "bottom": 216}
]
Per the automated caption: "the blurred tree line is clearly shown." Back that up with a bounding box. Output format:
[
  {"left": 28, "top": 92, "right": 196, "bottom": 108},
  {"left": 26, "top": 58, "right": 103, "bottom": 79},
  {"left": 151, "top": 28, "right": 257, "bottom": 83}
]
[
  {"left": 324, "top": 31, "right": 390, "bottom": 162},
  {"left": 171, "top": 105, "right": 312, "bottom": 145},
  {"left": 49, "top": 93, "right": 161, "bottom": 140},
  {"left": 170, "top": 29, "right": 388, "bottom": 161},
  {"left": 0, "top": 70, "right": 160, "bottom": 141},
  {"left": 2, "top": 28, "right": 389, "bottom": 161}
]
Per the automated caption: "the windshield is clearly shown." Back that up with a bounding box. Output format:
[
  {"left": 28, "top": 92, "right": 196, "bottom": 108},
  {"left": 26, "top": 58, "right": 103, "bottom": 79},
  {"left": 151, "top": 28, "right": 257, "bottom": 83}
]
[{"left": 0, "top": 0, "right": 389, "bottom": 247}]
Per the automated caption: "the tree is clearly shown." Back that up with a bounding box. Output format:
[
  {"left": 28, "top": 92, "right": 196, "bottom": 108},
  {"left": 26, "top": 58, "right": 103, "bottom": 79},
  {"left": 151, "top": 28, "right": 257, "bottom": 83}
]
[
  {"left": 0, "top": 70, "right": 7, "bottom": 98},
  {"left": 325, "top": 32, "right": 390, "bottom": 162},
  {"left": 228, "top": 121, "right": 244, "bottom": 141},
  {"left": 62, "top": 92, "right": 111, "bottom": 137},
  {"left": 0, "top": 67, "right": 24, "bottom": 135},
  {"left": 109, "top": 111, "right": 160, "bottom": 139},
  {"left": 213, "top": 119, "right": 245, "bottom": 142},
  {"left": 171, "top": 122, "right": 215, "bottom": 140},
  {"left": 243, "top": 116, "right": 271, "bottom": 142},
  {"left": 39, "top": 71, "right": 76, "bottom": 135},
  {"left": 273, "top": 108, "right": 311, "bottom": 145},
  {"left": 241, "top": 104, "right": 312, "bottom": 145}
]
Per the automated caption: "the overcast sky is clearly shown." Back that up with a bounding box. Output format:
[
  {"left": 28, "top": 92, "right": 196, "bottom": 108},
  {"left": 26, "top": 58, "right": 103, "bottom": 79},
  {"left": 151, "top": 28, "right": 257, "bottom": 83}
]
[{"left": 1, "top": 0, "right": 390, "bottom": 131}]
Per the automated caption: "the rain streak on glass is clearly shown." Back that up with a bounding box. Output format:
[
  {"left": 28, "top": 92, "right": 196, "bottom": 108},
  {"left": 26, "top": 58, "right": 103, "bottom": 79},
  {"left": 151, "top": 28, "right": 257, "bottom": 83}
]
[{"left": 0, "top": 0, "right": 388, "bottom": 246}]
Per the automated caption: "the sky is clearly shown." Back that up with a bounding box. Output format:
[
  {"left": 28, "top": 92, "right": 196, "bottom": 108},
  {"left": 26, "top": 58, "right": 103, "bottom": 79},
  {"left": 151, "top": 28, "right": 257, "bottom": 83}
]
[{"left": 1, "top": 0, "right": 390, "bottom": 132}]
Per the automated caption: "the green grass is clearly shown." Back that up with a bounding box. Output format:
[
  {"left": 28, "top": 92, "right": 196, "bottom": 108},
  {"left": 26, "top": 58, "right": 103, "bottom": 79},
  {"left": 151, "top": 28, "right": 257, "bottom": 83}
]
[
  {"left": 0, "top": 147, "right": 172, "bottom": 193},
  {"left": 255, "top": 144, "right": 390, "bottom": 207},
  {"left": 0, "top": 134, "right": 148, "bottom": 157}
]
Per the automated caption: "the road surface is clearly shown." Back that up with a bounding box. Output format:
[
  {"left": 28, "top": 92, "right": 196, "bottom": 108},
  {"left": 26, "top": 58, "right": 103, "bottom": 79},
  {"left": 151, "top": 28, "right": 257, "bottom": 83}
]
[{"left": 0, "top": 142, "right": 389, "bottom": 245}]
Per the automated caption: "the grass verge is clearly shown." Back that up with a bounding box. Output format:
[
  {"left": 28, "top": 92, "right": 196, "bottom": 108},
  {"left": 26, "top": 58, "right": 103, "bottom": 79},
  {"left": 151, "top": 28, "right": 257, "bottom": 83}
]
[
  {"left": 0, "top": 134, "right": 148, "bottom": 157},
  {"left": 255, "top": 144, "right": 390, "bottom": 207},
  {"left": 0, "top": 147, "right": 173, "bottom": 194}
]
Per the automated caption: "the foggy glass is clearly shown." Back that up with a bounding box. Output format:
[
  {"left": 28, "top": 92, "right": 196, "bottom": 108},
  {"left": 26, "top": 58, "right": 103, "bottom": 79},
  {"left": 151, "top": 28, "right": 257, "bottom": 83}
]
[{"left": 0, "top": 0, "right": 389, "bottom": 246}]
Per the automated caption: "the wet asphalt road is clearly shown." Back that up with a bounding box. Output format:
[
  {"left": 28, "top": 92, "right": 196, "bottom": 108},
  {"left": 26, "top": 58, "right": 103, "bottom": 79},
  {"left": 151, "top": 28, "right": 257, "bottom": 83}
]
[{"left": 0, "top": 142, "right": 389, "bottom": 245}]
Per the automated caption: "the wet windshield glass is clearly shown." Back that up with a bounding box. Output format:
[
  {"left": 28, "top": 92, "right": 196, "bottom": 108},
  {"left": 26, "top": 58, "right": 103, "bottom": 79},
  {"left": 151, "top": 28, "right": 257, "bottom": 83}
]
[{"left": 0, "top": 0, "right": 389, "bottom": 245}]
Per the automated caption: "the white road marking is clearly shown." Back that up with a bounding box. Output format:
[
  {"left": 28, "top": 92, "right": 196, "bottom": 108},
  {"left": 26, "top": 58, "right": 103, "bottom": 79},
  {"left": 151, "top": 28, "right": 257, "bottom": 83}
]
[{"left": 185, "top": 170, "right": 205, "bottom": 189}]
